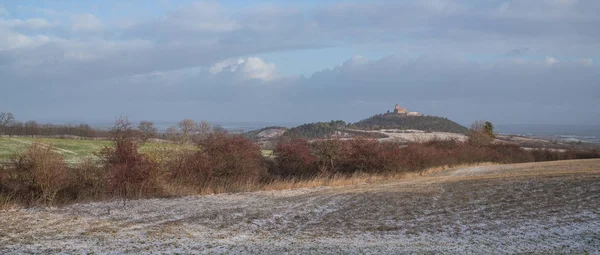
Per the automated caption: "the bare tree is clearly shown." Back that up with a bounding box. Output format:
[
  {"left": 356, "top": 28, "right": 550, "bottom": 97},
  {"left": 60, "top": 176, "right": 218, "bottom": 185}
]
[
  {"left": 25, "top": 120, "right": 39, "bottom": 137},
  {"left": 179, "top": 119, "right": 198, "bottom": 143},
  {"left": 138, "top": 121, "right": 157, "bottom": 143},
  {"left": 197, "top": 120, "right": 212, "bottom": 140},
  {"left": 468, "top": 120, "right": 494, "bottom": 146},
  {"left": 166, "top": 126, "right": 180, "bottom": 142},
  {"left": 110, "top": 116, "right": 138, "bottom": 142},
  {"left": 0, "top": 112, "right": 15, "bottom": 136},
  {"left": 212, "top": 125, "right": 227, "bottom": 134}
]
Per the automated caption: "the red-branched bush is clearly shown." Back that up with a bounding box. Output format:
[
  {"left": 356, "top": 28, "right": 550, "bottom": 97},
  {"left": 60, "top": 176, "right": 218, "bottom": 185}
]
[
  {"left": 273, "top": 139, "right": 316, "bottom": 178},
  {"left": 342, "top": 138, "right": 381, "bottom": 173},
  {"left": 311, "top": 139, "right": 350, "bottom": 174},
  {"left": 98, "top": 118, "right": 159, "bottom": 198},
  {"left": 196, "top": 133, "right": 266, "bottom": 184}
]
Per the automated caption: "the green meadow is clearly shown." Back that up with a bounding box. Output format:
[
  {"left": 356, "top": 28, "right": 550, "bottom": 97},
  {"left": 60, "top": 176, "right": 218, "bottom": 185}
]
[{"left": 0, "top": 137, "right": 274, "bottom": 163}]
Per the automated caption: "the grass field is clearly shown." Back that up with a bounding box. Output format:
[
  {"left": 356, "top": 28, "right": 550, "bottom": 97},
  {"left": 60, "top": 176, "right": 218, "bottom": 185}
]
[
  {"left": 0, "top": 137, "right": 274, "bottom": 163},
  {"left": 1, "top": 159, "right": 599, "bottom": 254}
]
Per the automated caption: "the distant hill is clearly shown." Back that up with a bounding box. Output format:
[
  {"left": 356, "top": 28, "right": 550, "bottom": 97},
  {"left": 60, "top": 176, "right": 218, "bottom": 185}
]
[
  {"left": 351, "top": 113, "right": 468, "bottom": 133},
  {"left": 243, "top": 126, "right": 288, "bottom": 141},
  {"left": 282, "top": 120, "right": 388, "bottom": 139},
  {"left": 283, "top": 121, "right": 347, "bottom": 139}
]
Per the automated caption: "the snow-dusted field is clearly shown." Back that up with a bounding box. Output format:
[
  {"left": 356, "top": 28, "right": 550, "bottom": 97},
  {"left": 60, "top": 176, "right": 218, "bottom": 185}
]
[{"left": 2, "top": 159, "right": 600, "bottom": 254}]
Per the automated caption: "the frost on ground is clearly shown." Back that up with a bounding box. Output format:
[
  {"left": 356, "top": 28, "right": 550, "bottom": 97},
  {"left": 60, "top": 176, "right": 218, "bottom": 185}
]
[{"left": 1, "top": 159, "right": 600, "bottom": 254}]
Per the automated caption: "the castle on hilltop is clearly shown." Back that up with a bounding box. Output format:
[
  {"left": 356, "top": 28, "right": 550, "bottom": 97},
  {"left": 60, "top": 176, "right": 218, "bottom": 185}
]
[{"left": 392, "top": 104, "right": 422, "bottom": 116}]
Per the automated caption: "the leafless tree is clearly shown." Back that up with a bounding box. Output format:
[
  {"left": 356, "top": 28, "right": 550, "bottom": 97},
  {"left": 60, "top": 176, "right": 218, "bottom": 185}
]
[
  {"left": 0, "top": 112, "right": 15, "bottom": 135},
  {"left": 179, "top": 119, "right": 198, "bottom": 143},
  {"left": 468, "top": 120, "right": 494, "bottom": 146},
  {"left": 138, "top": 121, "right": 157, "bottom": 143},
  {"left": 195, "top": 120, "right": 212, "bottom": 141},
  {"left": 110, "top": 116, "right": 138, "bottom": 142},
  {"left": 25, "top": 120, "right": 39, "bottom": 137},
  {"left": 166, "top": 126, "right": 180, "bottom": 142},
  {"left": 212, "top": 125, "right": 227, "bottom": 134}
]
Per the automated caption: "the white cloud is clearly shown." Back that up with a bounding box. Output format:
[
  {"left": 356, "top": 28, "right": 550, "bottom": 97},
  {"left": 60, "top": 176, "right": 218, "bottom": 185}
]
[
  {"left": 545, "top": 56, "right": 559, "bottom": 65},
  {"left": 241, "top": 57, "right": 277, "bottom": 81},
  {"left": 0, "top": 28, "right": 49, "bottom": 50},
  {"left": 210, "top": 57, "right": 278, "bottom": 81},
  {"left": 0, "top": 18, "right": 54, "bottom": 29},
  {"left": 209, "top": 58, "right": 245, "bottom": 75},
  {"left": 26, "top": 18, "right": 52, "bottom": 29},
  {"left": 71, "top": 13, "right": 103, "bottom": 32}
]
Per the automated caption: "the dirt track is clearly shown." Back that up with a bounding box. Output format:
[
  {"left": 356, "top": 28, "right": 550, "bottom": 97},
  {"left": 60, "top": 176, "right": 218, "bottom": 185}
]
[{"left": 1, "top": 159, "right": 600, "bottom": 254}]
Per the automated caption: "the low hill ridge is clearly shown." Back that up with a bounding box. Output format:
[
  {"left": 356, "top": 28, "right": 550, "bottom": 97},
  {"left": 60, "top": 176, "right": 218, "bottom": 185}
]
[{"left": 351, "top": 113, "right": 468, "bottom": 134}]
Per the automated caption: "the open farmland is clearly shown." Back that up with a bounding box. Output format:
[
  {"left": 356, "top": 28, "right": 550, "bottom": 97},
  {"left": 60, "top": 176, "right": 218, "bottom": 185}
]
[
  {"left": 1, "top": 159, "right": 599, "bottom": 254},
  {"left": 0, "top": 137, "right": 277, "bottom": 163},
  {"left": 0, "top": 137, "right": 183, "bottom": 164}
]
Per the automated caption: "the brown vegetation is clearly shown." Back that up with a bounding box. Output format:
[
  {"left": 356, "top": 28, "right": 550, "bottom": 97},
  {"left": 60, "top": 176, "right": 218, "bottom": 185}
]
[{"left": 1, "top": 117, "right": 599, "bottom": 208}]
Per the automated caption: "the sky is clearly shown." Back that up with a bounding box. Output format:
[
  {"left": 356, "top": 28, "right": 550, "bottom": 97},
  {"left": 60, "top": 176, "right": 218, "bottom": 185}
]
[{"left": 1, "top": 0, "right": 599, "bottom": 126}]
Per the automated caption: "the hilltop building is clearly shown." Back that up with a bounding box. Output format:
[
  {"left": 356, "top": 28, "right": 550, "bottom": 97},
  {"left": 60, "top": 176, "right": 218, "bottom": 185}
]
[
  {"left": 393, "top": 104, "right": 408, "bottom": 114},
  {"left": 393, "top": 104, "right": 422, "bottom": 116}
]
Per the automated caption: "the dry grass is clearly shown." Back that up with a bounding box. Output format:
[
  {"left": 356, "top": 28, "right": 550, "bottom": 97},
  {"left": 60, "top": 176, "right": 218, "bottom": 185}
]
[{"left": 261, "top": 162, "right": 496, "bottom": 191}]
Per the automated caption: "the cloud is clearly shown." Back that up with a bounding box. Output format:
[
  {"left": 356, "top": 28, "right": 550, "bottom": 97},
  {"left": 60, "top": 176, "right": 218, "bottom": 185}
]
[
  {"left": 545, "top": 57, "right": 559, "bottom": 65},
  {"left": 4, "top": 54, "right": 597, "bottom": 125},
  {"left": 210, "top": 57, "right": 278, "bottom": 81},
  {"left": 579, "top": 58, "right": 594, "bottom": 66},
  {"left": 240, "top": 57, "right": 278, "bottom": 81},
  {"left": 71, "top": 13, "right": 103, "bottom": 32},
  {"left": 209, "top": 58, "right": 245, "bottom": 75},
  {"left": 0, "top": 1, "right": 599, "bottom": 124},
  {"left": 1, "top": 1, "right": 599, "bottom": 83},
  {"left": 505, "top": 47, "right": 530, "bottom": 57},
  {"left": 0, "top": 18, "right": 55, "bottom": 30},
  {"left": 0, "top": 5, "right": 9, "bottom": 17},
  {"left": 0, "top": 27, "right": 50, "bottom": 50}
]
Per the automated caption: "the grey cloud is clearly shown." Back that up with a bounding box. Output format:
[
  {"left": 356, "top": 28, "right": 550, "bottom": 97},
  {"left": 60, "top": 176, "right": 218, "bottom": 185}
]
[
  {"left": 3, "top": 1, "right": 600, "bottom": 81},
  {"left": 1, "top": 1, "right": 600, "bottom": 124},
  {"left": 505, "top": 47, "right": 530, "bottom": 57},
  {"left": 3, "top": 54, "right": 597, "bottom": 125}
]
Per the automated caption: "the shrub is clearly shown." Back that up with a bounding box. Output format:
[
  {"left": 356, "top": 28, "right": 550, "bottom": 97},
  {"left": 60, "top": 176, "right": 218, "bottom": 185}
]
[
  {"left": 343, "top": 138, "right": 381, "bottom": 173},
  {"left": 197, "top": 133, "right": 266, "bottom": 183},
  {"left": 66, "top": 158, "right": 105, "bottom": 200},
  {"left": 97, "top": 117, "right": 160, "bottom": 198},
  {"left": 273, "top": 139, "right": 316, "bottom": 178},
  {"left": 6, "top": 143, "right": 70, "bottom": 204},
  {"left": 311, "top": 139, "right": 350, "bottom": 174}
]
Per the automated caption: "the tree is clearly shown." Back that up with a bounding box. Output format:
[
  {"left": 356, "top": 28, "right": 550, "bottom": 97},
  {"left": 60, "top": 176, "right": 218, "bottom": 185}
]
[
  {"left": 198, "top": 121, "right": 212, "bottom": 138},
  {"left": 25, "top": 120, "right": 39, "bottom": 137},
  {"left": 0, "top": 112, "right": 15, "bottom": 135},
  {"left": 483, "top": 121, "right": 495, "bottom": 138},
  {"left": 212, "top": 125, "right": 227, "bottom": 134},
  {"left": 138, "top": 121, "right": 157, "bottom": 143},
  {"left": 468, "top": 120, "right": 494, "bottom": 146},
  {"left": 179, "top": 119, "right": 198, "bottom": 143},
  {"left": 166, "top": 126, "right": 180, "bottom": 142},
  {"left": 98, "top": 116, "right": 157, "bottom": 198}
]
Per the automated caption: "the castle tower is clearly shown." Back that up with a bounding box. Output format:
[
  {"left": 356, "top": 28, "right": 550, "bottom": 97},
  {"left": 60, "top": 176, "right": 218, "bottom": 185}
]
[{"left": 394, "top": 104, "right": 408, "bottom": 114}]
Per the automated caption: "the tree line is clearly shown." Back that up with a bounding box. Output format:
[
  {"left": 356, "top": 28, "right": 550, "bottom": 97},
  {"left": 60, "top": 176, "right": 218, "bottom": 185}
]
[
  {"left": 0, "top": 112, "right": 228, "bottom": 142},
  {"left": 0, "top": 112, "right": 107, "bottom": 138}
]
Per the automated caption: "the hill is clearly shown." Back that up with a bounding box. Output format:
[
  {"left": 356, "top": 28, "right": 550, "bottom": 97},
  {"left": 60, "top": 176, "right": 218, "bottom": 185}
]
[
  {"left": 242, "top": 126, "right": 288, "bottom": 141},
  {"left": 282, "top": 120, "right": 347, "bottom": 139},
  {"left": 282, "top": 121, "right": 387, "bottom": 139},
  {"left": 351, "top": 113, "right": 468, "bottom": 133}
]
